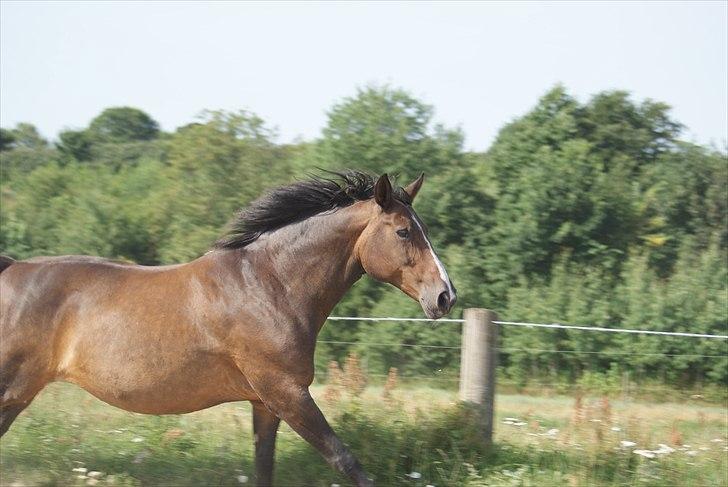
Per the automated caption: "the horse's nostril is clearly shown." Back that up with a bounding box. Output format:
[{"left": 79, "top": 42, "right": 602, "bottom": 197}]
[{"left": 437, "top": 291, "right": 450, "bottom": 310}]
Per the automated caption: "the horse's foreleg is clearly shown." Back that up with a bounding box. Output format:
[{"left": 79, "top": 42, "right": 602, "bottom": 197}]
[
  {"left": 253, "top": 380, "right": 373, "bottom": 487},
  {"left": 252, "top": 401, "right": 280, "bottom": 487}
]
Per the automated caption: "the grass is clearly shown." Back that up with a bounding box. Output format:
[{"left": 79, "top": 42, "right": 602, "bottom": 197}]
[{"left": 0, "top": 381, "right": 726, "bottom": 487}]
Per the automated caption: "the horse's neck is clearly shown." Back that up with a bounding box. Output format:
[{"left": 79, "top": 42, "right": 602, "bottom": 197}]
[{"left": 242, "top": 203, "right": 369, "bottom": 328}]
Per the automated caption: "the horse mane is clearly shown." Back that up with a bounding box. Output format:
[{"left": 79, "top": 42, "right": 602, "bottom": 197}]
[{"left": 213, "top": 170, "right": 411, "bottom": 250}]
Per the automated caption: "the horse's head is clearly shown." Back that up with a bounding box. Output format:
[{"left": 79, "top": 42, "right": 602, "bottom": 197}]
[{"left": 355, "top": 174, "right": 457, "bottom": 319}]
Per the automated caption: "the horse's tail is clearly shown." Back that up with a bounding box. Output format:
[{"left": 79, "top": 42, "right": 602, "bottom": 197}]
[{"left": 0, "top": 255, "right": 16, "bottom": 274}]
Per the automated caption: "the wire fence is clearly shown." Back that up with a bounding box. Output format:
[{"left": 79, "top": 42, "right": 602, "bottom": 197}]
[
  {"left": 326, "top": 316, "right": 728, "bottom": 339},
  {"left": 320, "top": 314, "right": 727, "bottom": 396},
  {"left": 318, "top": 339, "right": 726, "bottom": 358},
  {"left": 323, "top": 315, "right": 727, "bottom": 359}
]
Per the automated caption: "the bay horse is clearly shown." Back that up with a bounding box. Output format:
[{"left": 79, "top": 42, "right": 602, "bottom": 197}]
[{"left": 0, "top": 171, "right": 456, "bottom": 486}]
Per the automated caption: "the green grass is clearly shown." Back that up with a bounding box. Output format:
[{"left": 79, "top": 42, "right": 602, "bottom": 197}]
[{"left": 0, "top": 382, "right": 726, "bottom": 486}]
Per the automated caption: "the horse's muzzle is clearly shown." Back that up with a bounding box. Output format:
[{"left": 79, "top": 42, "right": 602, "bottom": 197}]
[{"left": 421, "top": 282, "right": 457, "bottom": 319}]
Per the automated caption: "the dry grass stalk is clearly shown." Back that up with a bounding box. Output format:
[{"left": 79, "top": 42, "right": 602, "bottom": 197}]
[
  {"left": 343, "top": 352, "right": 368, "bottom": 397},
  {"left": 599, "top": 396, "right": 612, "bottom": 424},
  {"left": 382, "top": 367, "right": 398, "bottom": 402},
  {"left": 670, "top": 421, "right": 683, "bottom": 446},
  {"left": 571, "top": 393, "right": 585, "bottom": 425},
  {"left": 324, "top": 360, "right": 343, "bottom": 404}
]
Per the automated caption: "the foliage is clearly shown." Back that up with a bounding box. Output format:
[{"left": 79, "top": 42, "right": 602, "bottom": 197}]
[
  {"left": 88, "top": 107, "right": 160, "bottom": 143},
  {"left": 0, "top": 85, "right": 725, "bottom": 387}
]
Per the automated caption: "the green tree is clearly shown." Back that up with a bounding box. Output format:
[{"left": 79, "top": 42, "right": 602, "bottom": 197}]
[
  {"left": 158, "top": 110, "right": 289, "bottom": 262},
  {"left": 88, "top": 107, "right": 159, "bottom": 143},
  {"left": 56, "top": 129, "right": 93, "bottom": 162},
  {"left": 6, "top": 123, "right": 47, "bottom": 150},
  {"left": 0, "top": 128, "right": 16, "bottom": 151},
  {"left": 318, "top": 85, "right": 463, "bottom": 179},
  {"left": 481, "top": 86, "right": 684, "bottom": 306}
]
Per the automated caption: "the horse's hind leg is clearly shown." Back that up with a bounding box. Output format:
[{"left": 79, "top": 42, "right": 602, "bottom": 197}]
[
  {"left": 0, "top": 402, "right": 32, "bottom": 437},
  {"left": 0, "top": 353, "right": 48, "bottom": 437}
]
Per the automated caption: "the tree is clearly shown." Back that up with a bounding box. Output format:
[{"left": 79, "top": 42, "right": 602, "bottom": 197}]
[
  {"left": 0, "top": 128, "right": 16, "bottom": 152},
  {"left": 158, "top": 110, "right": 289, "bottom": 263},
  {"left": 10, "top": 123, "right": 47, "bottom": 149},
  {"left": 56, "top": 129, "right": 93, "bottom": 162},
  {"left": 481, "top": 86, "right": 685, "bottom": 306},
  {"left": 88, "top": 107, "right": 159, "bottom": 143},
  {"left": 318, "top": 85, "right": 463, "bottom": 179}
]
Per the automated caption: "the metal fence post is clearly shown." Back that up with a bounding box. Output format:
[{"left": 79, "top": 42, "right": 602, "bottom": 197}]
[{"left": 459, "top": 308, "right": 498, "bottom": 446}]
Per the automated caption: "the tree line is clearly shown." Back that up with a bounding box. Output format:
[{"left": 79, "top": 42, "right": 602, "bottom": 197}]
[{"left": 1, "top": 85, "right": 725, "bottom": 387}]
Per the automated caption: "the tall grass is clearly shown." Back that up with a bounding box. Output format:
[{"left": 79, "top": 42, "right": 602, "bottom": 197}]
[{"left": 0, "top": 375, "right": 726, "bottom": 486}]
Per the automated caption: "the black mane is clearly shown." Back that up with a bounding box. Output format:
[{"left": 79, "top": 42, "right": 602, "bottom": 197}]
[{"left": 214, "top": 170, "right": 411, "bottom": 249}]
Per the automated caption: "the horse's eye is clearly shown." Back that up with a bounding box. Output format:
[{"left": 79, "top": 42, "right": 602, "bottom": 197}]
[{"left": 396, "top": 228, "right": 410, "bottom": 239}]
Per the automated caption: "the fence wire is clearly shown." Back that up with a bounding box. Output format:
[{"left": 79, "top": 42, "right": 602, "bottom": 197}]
[
  {"left": 327, "top": 316, "right": 728, "bottom": 340},
  {"left": 318, "top": 339, "right": 726, "bottom": 359}
]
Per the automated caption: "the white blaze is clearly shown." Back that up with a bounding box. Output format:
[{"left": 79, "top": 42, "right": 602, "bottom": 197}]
[{"left": 407, "top": 208, "right": 455, "bottom": 298}]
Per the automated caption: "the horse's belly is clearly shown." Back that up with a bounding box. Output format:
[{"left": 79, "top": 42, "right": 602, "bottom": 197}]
[{"left": 61, "top": 351, "right": 258, "bottom": 414}]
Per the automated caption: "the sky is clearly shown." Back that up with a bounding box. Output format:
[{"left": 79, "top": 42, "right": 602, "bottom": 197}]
[{"left": 1, "top": 1, "right": 726, "bottom": 152}]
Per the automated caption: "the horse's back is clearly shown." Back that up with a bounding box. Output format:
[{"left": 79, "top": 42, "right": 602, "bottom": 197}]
[
  {"left": 0, "top": 255, "right": 142, "bottom": 361},
  {"left": 21, "top": 254, "right": 134, "bottom": 265}
]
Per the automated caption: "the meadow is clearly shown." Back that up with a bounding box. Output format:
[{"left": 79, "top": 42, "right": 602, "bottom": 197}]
[{"left": 0, "top": 378, "right": 726, "bottom": 487}]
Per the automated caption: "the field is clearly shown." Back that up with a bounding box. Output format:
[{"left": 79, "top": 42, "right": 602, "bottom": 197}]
[{"left": 0, "top": 381, "right": 726, "bottom": 487}]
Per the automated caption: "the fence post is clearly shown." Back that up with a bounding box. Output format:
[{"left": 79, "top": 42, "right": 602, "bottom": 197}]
[{"left": 459, "top": 308, "right": 498, "bottom": 447}]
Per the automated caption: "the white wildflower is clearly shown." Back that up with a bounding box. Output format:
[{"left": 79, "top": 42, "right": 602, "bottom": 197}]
[
  {"left": 131, "top": 437, "right": 144, "bottom": 443},
  {"left": 620, "top": 441, "right": 637, "bottom": 448},
  {"left": 331, "top": 484, "right": 340, "bottom": 487},
  {"left": 654, "top": 444, "right": 674, "bottom": 455},
  {"left": 406, "top": 472, "right": 422, "bottom": 479},
  {"left": 611, "top": 426, "right": 621, "bottom": 432},
  {"left": 132, "top": 451, "right": 149, "bottom": 464},
  {"left": 545, "top": 428, "right": 559, "bottom": 436},
  {"left": 710, "top": 438, "right": 723, "bottom": 443},
  {"left": 237, "top": 475, "right": 249, "bottom": 484},
  {"left": 503, "top": 417, "right": 521, "bottom": 422},
  {"left": 633, "top": 449, "right": 656, "bottom": 458},
  {"left": 72, "top": 468, "right": 88, "bottom": 473}
]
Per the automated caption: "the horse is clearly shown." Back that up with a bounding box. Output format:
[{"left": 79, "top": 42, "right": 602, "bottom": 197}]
[{"left": 0, "top": 171, "right": 456, "bottom": 486}]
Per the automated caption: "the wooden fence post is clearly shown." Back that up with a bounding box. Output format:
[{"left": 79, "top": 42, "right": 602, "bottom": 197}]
[{"left": 459, "top": 308, "right": 498, "bottom": 446}]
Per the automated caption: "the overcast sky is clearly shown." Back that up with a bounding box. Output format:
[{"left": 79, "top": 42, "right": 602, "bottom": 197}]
[{"left": 1, "top": 1, "right": 726, "bottom": 151}]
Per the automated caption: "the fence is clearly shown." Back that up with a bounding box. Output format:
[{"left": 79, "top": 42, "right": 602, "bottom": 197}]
[{"left": 326, "top": 309, "right": 728, "bottom": 446}]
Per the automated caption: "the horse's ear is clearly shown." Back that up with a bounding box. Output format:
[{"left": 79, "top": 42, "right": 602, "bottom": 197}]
[
  {"left": 404, "top": 173, "right": 425, "bottom": 202},
  {"left": 374, "top": 173, "right": 393, "bottom": 209}
]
